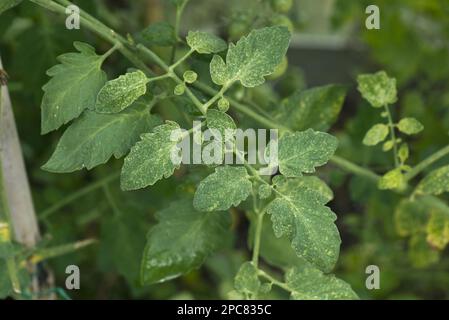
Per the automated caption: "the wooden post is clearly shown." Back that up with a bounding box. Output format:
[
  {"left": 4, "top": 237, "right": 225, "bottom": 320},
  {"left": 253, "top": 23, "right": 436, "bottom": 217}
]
[{"left": 0, "top": 56, "right": 40, "bottom": 248}]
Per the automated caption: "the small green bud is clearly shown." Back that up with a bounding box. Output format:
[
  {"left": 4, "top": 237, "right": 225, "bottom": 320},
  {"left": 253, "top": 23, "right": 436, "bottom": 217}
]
[
  {"left": 218, "top": 98, "right": 230, "bottom": 112},
  {"left": 174, "top": 84, "right": 185, "bottom": 96},
  {"left": 183, "top": 70, "right": 198, "bottom": 84}
]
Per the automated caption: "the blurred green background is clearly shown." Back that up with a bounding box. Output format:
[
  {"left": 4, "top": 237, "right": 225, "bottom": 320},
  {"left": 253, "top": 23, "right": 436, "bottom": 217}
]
[{"left": 1, "top": 0, "right": 449, "bottom": 299}]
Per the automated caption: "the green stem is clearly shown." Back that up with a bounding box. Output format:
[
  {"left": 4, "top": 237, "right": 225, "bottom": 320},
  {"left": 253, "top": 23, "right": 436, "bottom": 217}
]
[
  {"left": 39, "top": 172, "right": 120, "bottom": 220},
  {"left": 257, "top": 269, "right": 290, "bottom": 292},
  {"left": 170, "top": 0, "right": 188, "bottom": 64},
  {"left": 169, "top": 49, "right": 194, "bottom": 71},
  {"left": 251, "top": 209, "right": 265, "bottom": 268},
  {"left": 384, "top": 104, "right": 399, "bottom": 167},
  {"left": 405, "top": 144, "right": 449, "bottom": 181},
  {"left": 330, "top": 155, "right": 380, "bottom": 182}
]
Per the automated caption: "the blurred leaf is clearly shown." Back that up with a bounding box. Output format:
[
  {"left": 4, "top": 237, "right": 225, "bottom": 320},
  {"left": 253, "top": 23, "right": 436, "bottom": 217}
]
[
  {"left": 415, "top": 165, "right": 449, "bottom": 196},
  {"left": 141, "top": 198, "right": 231, "bottom": 284},
  {"left": 186, "top": 31, "right": 227, "bottom": 54}
]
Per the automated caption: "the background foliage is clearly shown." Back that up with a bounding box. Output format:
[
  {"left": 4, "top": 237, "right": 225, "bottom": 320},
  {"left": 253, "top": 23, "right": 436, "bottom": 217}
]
[{"left": 1, "top": 0, "right": 449, "bottom": 299}]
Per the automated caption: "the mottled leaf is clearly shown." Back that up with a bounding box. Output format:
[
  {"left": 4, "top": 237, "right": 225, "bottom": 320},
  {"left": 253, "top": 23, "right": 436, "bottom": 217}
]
[
  {"left": 357, "top": 71, "right": 397, "bottom": 108},
  {"left": 141, "top": 199, "right": 230, "bottom": 284},
  {"left": 234, "top": 262, "right": 261, "bottom": 299},
  {"left": 42, "top": 103, "right": 160, "bottom": 173},
  {"left": 378, "top": 168, "right": 406, "bottom": 190},
  {"left": 41, "top": 42, "right": 107, "bottom": 134},
  {"left": 416, "top": 165, "right": 449, "bottom": 196},
  {"left": 267, "top": 179, "right": 341, "bottom": 272},
  {"left": 186, "top": 31, "right": 227, "bottom": 54},
  {"left": 121, "top": 121, "right": 181, "bottom": 190},
  {"left": 408, "top": 233, "right": 439, "bottom": 268},
  {"left": 363, "top": 123, "right": 389, "bottom": 146},
  {"left": 276, "top": 129, "right": 338, "bottom": 177},
  {"left": 210, "top": 26, "right": 291, "bottom": 87},
  {"left": 397, "top": 117, "right": 424, "bottom": 135},
  {"left": 194, "top": 166, "right": 252, "bottom": 211},
  {"left": 394, "top": 199, "right": 429, "bottom": 236},
  {"left": 206, "top": 109, "right": 236, "bottom": 142},
  {"left": 96, "top": 70, "right": 149, "bottom": 113},
  {"left": 285, "top": 265, "right": 358, "bottom": 300},
  {"left": 274, "top": 85, "right": 347, "bottom": 132},
  {"left": 426, "top": 210, "right": 449, "bottom": 250}
]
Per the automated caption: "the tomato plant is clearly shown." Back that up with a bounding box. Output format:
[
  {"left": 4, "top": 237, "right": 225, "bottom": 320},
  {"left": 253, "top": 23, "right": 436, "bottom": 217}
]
[{"left": 1, "top": 0, "right": 449, "bottom": 300}]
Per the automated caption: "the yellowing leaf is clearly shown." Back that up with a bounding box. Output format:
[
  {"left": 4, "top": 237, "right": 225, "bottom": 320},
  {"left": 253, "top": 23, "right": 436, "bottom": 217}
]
[
  {"left": 415, "top": 165, "right": 449, "bottom": 196},
  {"left": 357, "top": 71, "right": 397, "bottom": 108},
  {"left": 397, "top": 117, "right": 424, "bottom": 135},
  {"left": 363, "top": 123, "right": 389, "bottom": 146}
]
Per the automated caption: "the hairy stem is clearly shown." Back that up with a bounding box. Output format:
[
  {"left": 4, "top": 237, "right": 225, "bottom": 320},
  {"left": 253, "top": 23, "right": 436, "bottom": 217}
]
[{"left": 251, "top": 209, "right": 265, "bottom": 268}]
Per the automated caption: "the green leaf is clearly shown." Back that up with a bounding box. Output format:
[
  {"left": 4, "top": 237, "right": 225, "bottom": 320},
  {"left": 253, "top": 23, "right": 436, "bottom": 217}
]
[
  {"left": 186, "top": 31, "right": 227, "bottom": 54},
  {"left": 378, "top": 168, "right": 406, "bottom": 191},
  {"left": 42, "top": 103, "right": 160, "bottom": 173},
  {"left": 258, "top": 184, "right": 272, "bottom": 199},
  {"left": 357, "top": 71, "right": 397, "bottom": 108},
  {"left": 267, "top": 179, "right": 341, "bottom": 272},
  {"left": 415, "top": 165, "right": 449, "bottom": 196},
  {"left": 382, "top": 140, "right": 394, "bottom": 151},
  {"left": 95, "top": 70, "right": 149, "bottom": 114},
  {"left": 210, "top": 26, "right": 291, "bottom": 87},
  {"left": 0, "top": 260, "right": 12, "bottom": 299},
  {"left": 285, "top": 265, "right": 358, "bottom": 300},
  {"left": 426, "top": 210, "right": 449, "bottom": 250},
  {"left": 394, "top": 199, "right": 429, "bottom": 236},
  {"left": 141, "top": 198, "right": 230, "bottom": 284},
  {"left": 210, "top": 54, "right": 228, "bottom": 86},
  {"left": 206, "top": 109, "right": 236, "bottom": 142},
  {"left": 234, "top": 262, "right": 261, "bottom": 299},
  {"left": 398, "top": 143, "right": 409, "bottom": 164},
  {"left": 41, "top": 42, "right": 107, "bottom": 134},
  {"left": 0, "top": 0, "right": 22, "bottom": 15},
  {"left": 194, "top": 166, "right": 252, "bottom": 211},
  {"left": 276, "top": 129, "right": 338, "bottom": 177},
  {"left": 274, "top": 85, "right": 347, "bottom": 132},
  {"left": 363, "top": 124, "right": 389, "bottom": 146},
  {"left": 397, "top": 117, "right": 424, "bottom": 135},
  {"left": 120, "top": 121, "right": 181, "bottom": 191},
  {"left": 139, "top": 21, "right": 176, "bottom": 46}
]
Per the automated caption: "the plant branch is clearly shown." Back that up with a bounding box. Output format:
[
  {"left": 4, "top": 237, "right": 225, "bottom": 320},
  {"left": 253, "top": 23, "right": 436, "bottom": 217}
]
[
  {"left": 405, "top": 144, "right": 449, "bottom": 181},
  {"left": 384, "top": 104, "right": 399, "bottom": 167}
]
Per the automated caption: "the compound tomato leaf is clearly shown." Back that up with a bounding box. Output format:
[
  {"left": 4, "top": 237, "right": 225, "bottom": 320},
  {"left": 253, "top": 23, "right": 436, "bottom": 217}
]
[
  {"left": 42, "top": 103, "right": 160, "bottom": 173},
  {"left": 141, "top": 198, "right": 231, "bottom": 285},
  {"left": 186, "top": 31, "right": 227, "bottom": 54},
  {"left": 276, "top": 129, "right": 338, "bottom": 177},
  {"left": 96, "top": 70, "right": 149, "bottom": 114},
  {"left": 267, "top": 181, "right": 341, "bottom": 272},
  {"left": 41, "top": 42, "right": 107, "bottom": 134},
  {"left": 274, "top": 85, "right": 347, "bottom": 132},
  {"left": 357, "top": 71, "right": 397, "bottom": 108},
  {"left": 216, "top": 26, "right": 291, "bottom": 87},
  {"left": 415, "top": 165, "right": 449, "bottom": 196},
  {"left": 193, "top": 166, "right": 252, "bottom": 212},
  {"left": 120, "top": 121, "right": 181, "bottom": 191},
  {"left": 285, "top": 265, "right": 359, "bottom": 300}
]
